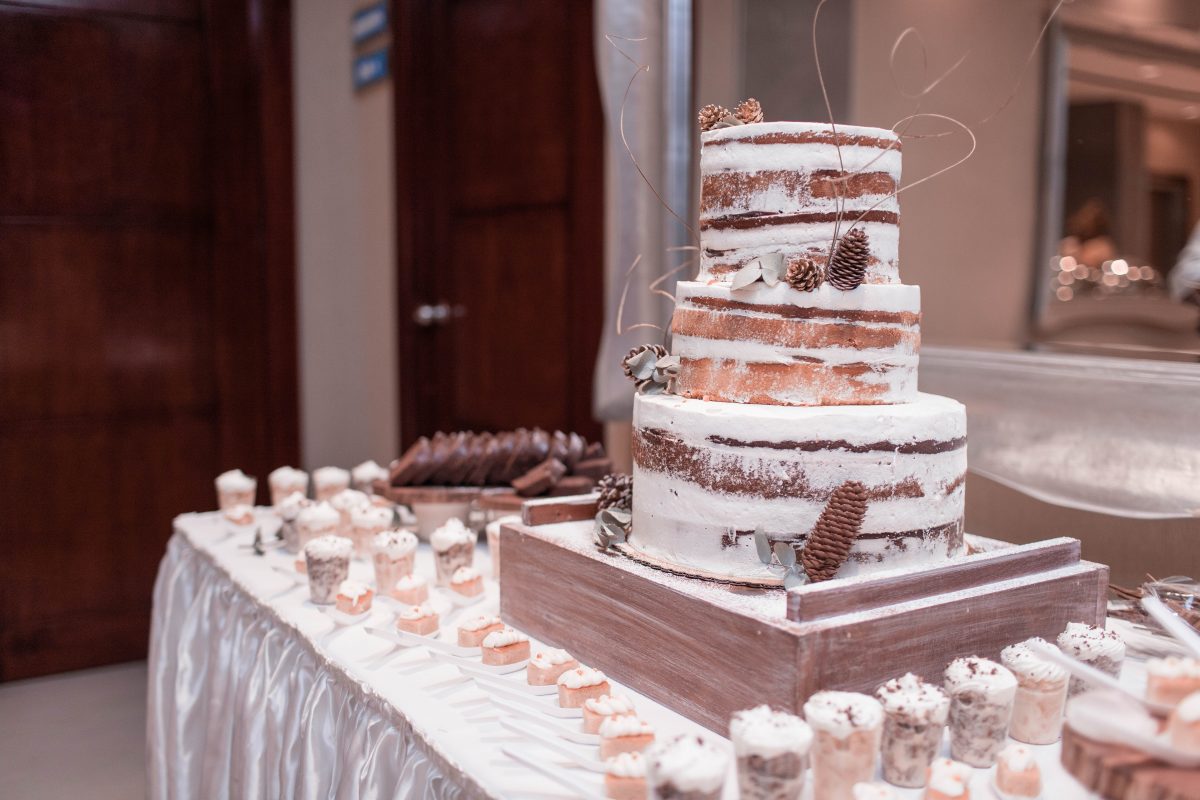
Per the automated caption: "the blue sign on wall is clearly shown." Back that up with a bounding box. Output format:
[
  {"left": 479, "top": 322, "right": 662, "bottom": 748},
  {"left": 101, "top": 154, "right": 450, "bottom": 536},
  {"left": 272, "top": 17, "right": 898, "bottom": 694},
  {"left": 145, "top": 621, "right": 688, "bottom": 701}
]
[
  {"left": 352, "top": 3, "right": 388, "bottom": 44},
  {"left": 354, "top": 47, "right": 389, "bottom": 91}
]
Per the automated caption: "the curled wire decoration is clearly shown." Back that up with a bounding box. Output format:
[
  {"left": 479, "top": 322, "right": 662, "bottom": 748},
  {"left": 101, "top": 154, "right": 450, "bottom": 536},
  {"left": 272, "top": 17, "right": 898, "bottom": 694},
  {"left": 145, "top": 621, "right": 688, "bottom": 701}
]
[{"left": 812, "top": 0, "right": 847, "bottom": 268}]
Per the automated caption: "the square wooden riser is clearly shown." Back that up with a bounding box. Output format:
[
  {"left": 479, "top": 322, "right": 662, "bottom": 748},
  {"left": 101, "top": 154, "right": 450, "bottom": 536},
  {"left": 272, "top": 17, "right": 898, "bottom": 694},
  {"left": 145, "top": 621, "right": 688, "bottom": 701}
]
[{"left": 498, "top": 501, "right": 1108, "bottom": 736}]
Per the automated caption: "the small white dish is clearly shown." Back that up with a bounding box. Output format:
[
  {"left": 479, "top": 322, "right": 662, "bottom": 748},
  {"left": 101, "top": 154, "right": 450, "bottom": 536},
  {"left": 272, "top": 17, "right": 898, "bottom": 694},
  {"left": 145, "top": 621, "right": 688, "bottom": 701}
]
[
  {"left": 441, "top": 588, "right": 486, "bottom": 608},
  {"left": 428, "top": 650, "right": 527, "bottom": 674},
  {"left": 489, "top": 696, "right": 599, "bottom": 745},
  {"left": 498, "top": 720, "right": 601, "bottom": 770},
  {"left": 481, "top": 677, "right": 582, "bottom": 718}
]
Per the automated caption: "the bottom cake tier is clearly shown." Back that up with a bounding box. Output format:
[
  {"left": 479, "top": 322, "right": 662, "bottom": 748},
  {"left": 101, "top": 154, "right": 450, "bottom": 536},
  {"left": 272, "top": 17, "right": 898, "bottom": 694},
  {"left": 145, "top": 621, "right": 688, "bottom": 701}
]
[{"left": 630, "top": 391, "right": 967, "bottom": 581}]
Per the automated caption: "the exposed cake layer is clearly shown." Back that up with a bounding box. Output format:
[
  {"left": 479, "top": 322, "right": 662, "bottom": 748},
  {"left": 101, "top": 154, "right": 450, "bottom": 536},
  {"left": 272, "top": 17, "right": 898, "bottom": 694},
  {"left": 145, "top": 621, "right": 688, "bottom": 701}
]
[
  {"left": 700, "top": 122, "right": 901, "bottom": 284},
  {"left": 630, "top": 392, "right": 966, "bottom": 581},
  {"left": 671, "top": 281, "right": 920, "bottom": 406}
]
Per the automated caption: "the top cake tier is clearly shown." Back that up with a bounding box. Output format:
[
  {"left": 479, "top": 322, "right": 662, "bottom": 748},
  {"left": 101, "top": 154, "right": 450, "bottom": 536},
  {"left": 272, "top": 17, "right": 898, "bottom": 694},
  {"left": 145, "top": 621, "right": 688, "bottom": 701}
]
[{"left": 699, "top": 122, "right": 901, "bottom": 284}]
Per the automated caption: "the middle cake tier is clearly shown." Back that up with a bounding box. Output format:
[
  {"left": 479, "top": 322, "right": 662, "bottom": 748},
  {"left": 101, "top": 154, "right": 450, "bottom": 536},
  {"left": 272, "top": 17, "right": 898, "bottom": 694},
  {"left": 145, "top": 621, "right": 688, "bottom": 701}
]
[
  {"left": 630, "top": 391, "right": 966, "bottom": 582},
  {"left": 671, "top": 280, "right": 921, "bottom": 406}
]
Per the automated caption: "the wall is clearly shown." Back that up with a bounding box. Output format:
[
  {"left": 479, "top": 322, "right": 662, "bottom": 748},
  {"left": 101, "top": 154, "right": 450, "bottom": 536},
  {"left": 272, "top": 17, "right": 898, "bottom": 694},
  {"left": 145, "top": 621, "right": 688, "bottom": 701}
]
[
  {"left": 850, "top": 0, "right": 1048, "bottom": 348},
  {"left": 1146, "top": 117, "right": 1200, "bottom": 228},
  {"left": 292, "top": 0, "right": 397, "bottom": 470}
]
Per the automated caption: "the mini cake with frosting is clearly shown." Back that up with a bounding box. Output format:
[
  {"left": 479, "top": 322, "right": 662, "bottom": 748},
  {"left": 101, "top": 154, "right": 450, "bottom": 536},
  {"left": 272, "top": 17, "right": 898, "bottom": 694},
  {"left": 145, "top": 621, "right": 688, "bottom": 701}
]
[
  {"left": 295, "top": 502, "right": 340, "bottom": 570},
  {"left": 804, "top": 691, "right": 884, "bottom": 800},
  {"left": 584, "top": 694, "right": 637, "bottom": 734},
  {"left": 335, "top": 579, "right": 373, "bottom": 616},
  {"left": 457, "top": 615, "right": 503, "bottom": 648},
  {"left": 730, "top": 704, "right": 812, "bottom": 800},
  {"left": 222, "top": 503, "right": 255, "bottom": 528},
  {"left": 1168, "top": 690, "right": 1200, "bottom": 755},
  {"left": 268, "top": 466, "right": 308, "bottom": 506},
  {"left": 449, "top": 566, "right": 484, "bottom": 598},
  {"left": 480, "top": 627, "right": 530, "bottom": 666},
  {"left": 430, "top": 517, "right": 475, "bottom": 585},
  {"left": 527, "top": 648, "right": 578, "bottom": 686},
  {"left": 215, "top": 468, "right": 256, "bottom": 510},
  {"left": 395, "top": 603, "right": 439, "bottom": 636},
  {"left": 944, "top": 657, "right": 1017, "bottom": 768},
  {"left": 1001, "top": 638, "right": 1069, "bottom": 745},
  {"left": 875, "top": 672, "right": 949, "bottom": 788},
  {"left": 276, "top": 490, "right": 312, "bottom": 553},
  {"left": 557, "top": 666, "right": 611, "bottom": 708},
  {"left": 303, "top": 535, "right": 353, "bottom": 605},
  {"left": 852, "top": 785, "right": 898, "bottom": 800},
  {"left": 351, "top": 459, "right": 388, "bottom": 494},
  {"left": 390, "top": 572, "right": 429, "bottom": 605},
  {"left": 926, "top": 758, "right": 972, "bottom": 800},
  {"left": 995, "top": 744, "right": 1041, "bottom": 798},
  {"left": 349, "top": 504, "right": 393, "bottom": 558},
  {"left": 1057, "top": 622, "right": 1125, "bottom": 697},
  {"left": 1146, "top": 656, "right": 1200, "bottom": 707},
  {"left": 599, "top": 715, "right": 655, "bottom": 759},
  {"left": 312, "top": 466, "right": 350, "bottom": 501},
  {"left": 646, "top": 734, "right": 728, "bottom": 800},
  {"left": 329, "top": 488, "right": 371, "bottom": 538},
  {"left": 604, "top": 751, "right": 647, "bottom": 800},
  {"left": 370, "top": 529, "right": 418, "bottom": 592}
]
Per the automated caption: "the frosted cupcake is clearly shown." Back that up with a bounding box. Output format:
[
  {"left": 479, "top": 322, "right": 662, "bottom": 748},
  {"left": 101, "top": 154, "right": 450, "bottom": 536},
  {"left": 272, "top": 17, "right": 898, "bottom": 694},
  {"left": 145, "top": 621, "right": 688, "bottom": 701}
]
[
  {"left": 605, "top": 751, "right": 647, "bottom": 800},
  {"left": 312, "top": 466, "right": 350, "bottom": 501},
  {"left": 390, "top": 573, "right": 429, "bottom": 605},
  {"left": 268, "top": 466, "right": 308, "bottom": 506},
  {"left": 875, "top": 673, "right": 949, "bottom": 788},
  {"left": 730, "top": 705, "right": 812, "bottom": 800},
  {"left": 1001, "top": 638, "right": 1069, "bottom": 745},
  {"left": 295, "top": 502, "right": 340, "bottom": 568},
  {"left": 528, "top": 648, "right": 578, "bottom": 686},
  {"left": 944, "top": 656, "right": 1017, "bottom": 767},
  {"left": 584, "top": 694, "right": 636, "bottom": 734},
  {"left": 349, "top": 503, "right": 393, "bottom": 558},
  {"left": 303, "top": 535, "right": 353, "bottom": 605},
  {"left": 370, "top": 529, "right": 418, "bottom": 592},
  {"left": 215, "top": 469, "right": 256, "bottom": 510},
  {"left": 329, "top": 488, "right": 371, "bottom": 538},
  {"left": 449, "top": 566, "right": 484, "bottom": 598},
  {"left": 1145, "top": 656, "right": 1200, "bottom": 707},
  {"left": 430, "top": 518, "right": 475, "bottom": 586},
  {"left": 351, "top": 459, "right": 389, "bottom": 495},
  {"left": 1057, "top": 622, "right": 1125, "bottom": 697},
  {"left": 803, "top": 691, "right": 883, "bottom": 800},
  {"left": 646, "top": 734, "right": 728, "bottom": 800},
  {"left": 599, "top": 715, "right": 655, "bottom": 759},
  {"left": 995, "top": 744, "right": 1041, "bottom": 798},
  {"left": 276, "top": 491, "right": 311, "bottom": 553}
]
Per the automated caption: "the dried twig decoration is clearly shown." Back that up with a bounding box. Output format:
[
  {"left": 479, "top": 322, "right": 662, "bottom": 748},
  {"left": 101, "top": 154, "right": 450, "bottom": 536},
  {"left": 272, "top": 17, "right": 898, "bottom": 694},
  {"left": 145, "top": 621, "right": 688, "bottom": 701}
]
[
  {"left": 734, "top": 98, "right": 763, "bottom": 124},
  {"left": 698, "top": 104, "right": 730, "bottom": 132},
  {"left": 785, "top": 256, "right": 823, "bottom": 292},
  {"left": 597, "top": 473, "right": 633, "bottom": 512},
  {"left": 826, "top": 228, "right": 870, "bottom": 290},
  {"left": 802, "top": 481, "right": 867, "bottom": 582}
]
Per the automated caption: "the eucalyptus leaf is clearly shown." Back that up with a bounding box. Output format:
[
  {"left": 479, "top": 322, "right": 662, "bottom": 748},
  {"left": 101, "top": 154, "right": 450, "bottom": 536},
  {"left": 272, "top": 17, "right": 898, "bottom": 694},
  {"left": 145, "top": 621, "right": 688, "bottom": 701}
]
[
  {"left": 730, "top": 261, "right": 763, "bottom": 291},
  {"left": 783, "top": 570, "right": 808, "bottom": 590},
  {"left": 759, "top": 253, "right": 785, "bottom": 286},
  {"left": 593, "top": 508, "right": 631, "bottom": 551},
  {"left": 626, "top": 349, "right": 659, "bottom": 381},
  {"left": 773, "top": 541, "right": 796, "bottom": 568},
  {"left": 655, "top": 354, "right": 680, "bottom": 373},
  {"left": 639, "top": 380, "right": 667, "bottom": 395},
  {"left": 753, "top": 527, "right": 772, "bottom": 565}
]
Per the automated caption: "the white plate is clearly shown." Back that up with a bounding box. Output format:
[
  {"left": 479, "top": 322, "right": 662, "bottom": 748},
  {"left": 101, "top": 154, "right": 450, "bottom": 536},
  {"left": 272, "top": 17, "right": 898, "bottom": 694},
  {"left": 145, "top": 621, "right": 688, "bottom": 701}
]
[{"left": 468, "top": 669, "right": 557, "bottom": 697}]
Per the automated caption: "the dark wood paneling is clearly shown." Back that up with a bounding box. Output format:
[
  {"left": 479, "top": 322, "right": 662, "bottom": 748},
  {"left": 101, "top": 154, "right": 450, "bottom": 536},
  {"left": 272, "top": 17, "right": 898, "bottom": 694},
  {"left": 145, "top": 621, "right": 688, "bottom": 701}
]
[{"left": 0, "top": 1, "right": 200, "bottom": 23}]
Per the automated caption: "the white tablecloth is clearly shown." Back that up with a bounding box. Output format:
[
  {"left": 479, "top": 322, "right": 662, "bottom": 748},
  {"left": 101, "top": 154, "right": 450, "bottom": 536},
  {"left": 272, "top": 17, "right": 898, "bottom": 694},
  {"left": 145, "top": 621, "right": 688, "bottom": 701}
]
[{"left": 148, "top": 510, "right": 1114, "bottom": 799}]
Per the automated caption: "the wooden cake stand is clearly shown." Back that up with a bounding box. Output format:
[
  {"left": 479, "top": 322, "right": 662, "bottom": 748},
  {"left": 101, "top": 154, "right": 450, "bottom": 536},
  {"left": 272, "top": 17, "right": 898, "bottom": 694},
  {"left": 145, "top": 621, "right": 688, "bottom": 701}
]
[
  {"left": 1061, "top": 724, "right": 1200, "bottom": 799},
  {"left": 498, "top": 496, "right": 1109, "bottom": 735}
]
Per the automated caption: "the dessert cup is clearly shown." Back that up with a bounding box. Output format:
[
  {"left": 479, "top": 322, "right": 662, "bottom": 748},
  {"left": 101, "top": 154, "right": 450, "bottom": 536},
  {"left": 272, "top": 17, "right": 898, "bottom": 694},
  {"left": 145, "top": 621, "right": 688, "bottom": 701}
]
[
  {"left": 329, "top": 488, "right": 371, "bottom": 539},
  {"left": 349, "top": 504, "right": 393, "bottom": 558},
  {"left": 449, "top": 566, "right": 484, "bottom": 598},
  {"left": 995, "top": 744, "right": 1041, "bottom": 798},
  {"left": 730, "top": 704, "right": 812, "bottom": 800},
  {"left": 351, "top": 459, "right": 388, "bottom": 495},
  {"left": 1057, "top": 622, "right": 1125, "bottom": 698},
  {"left": 276, "top": 491, "right": 311, "bottom": 553},
  {"left": 222, "top": 503, "right": 255, "bottom": 530},
  {"left": 605, "top": 752, "right": 647, "bottom": 800},
  {"left": 215, "top": 469, "right": 256, "bottom": 510},
  {"left": 430, "top": 518, "right": 476, "bottom": 586},
  {"left": 557, "top": 667, "right": 611, "bottom": 708},
  {"left": 875, "top": 673, "right": 949, "bottom": 788},
  {"left": 457, "top": 615, "right": 504, "bottom": 647},
  {"left": 1146, "top": 656, "right": 1200, "bottom": 706},
  {"left": 1168, "top": 690, "right": 1200, "bottom": 754},
  {"left": 485, "top": 514, "right": 519, "bottom": 579},
  {"left": 803, "top": 691, "right": 884, "bottom": 800},
  {"left": 646, "top": 734, "right": 728, "bottom": 800},
  {"left": 312, "top": 466, "right": 350, "bottom": 501},
  {"left": 390, "top": 573, "right": 429, "bottom": 605},
  {"left": 295, "top": 502, "right": 340, "bottom": 553},
  {"left": 413, "top": 501, "right": 473, "bottom": 541},
  {"left": 944, "top": 656, "right": 1017, "bottom": 767},
  {"left": 599, "top": 715, "right": 655, "bottom": 759},
  {"left": 303, "top": 535, "right": 353, "bottom": 605},
  {"left": 334, "top": 580, "right": 373, "bottom": 616},
  {"left": 370, "top": 529, "right": 417, "bottom": 592},
  {"left": 268, "top": 466, "right": 308, "bottom": 507},
  {"left": 481, "top": 628, "right": 530, "bottom": 666},
  {"left": 527, "top": 649, "right": 578, "bottom": 686},
  {"left": 395, "top": 604, "right": 439, "bottom": 636},
  {"left": 1001, "top": 638, "right": 1069, "bottom": 745}
]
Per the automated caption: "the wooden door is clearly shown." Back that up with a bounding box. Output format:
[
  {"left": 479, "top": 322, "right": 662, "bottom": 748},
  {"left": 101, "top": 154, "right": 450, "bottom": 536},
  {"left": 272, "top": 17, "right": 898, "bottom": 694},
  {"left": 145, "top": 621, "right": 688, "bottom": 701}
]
[
  {"left": 0, "top": 0, "right": 297, "bottom": 680},
  {"left": 392, "top": 0, "right": 603, "bottom": 443}
]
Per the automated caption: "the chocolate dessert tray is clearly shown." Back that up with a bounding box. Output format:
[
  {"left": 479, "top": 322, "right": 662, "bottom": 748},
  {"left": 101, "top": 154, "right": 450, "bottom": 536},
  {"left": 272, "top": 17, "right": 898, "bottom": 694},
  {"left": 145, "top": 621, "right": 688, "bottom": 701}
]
[{"left": 499, "top": 496, "right": 1108, "bottom": 735}]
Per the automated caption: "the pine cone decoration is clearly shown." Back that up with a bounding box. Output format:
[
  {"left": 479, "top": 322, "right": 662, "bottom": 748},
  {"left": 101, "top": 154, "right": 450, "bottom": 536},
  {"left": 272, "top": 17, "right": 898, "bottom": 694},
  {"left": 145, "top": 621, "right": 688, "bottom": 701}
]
[
  {"left": 801, "top": 481, "right": 867, "bottom": 582},
  {"left": 698, "top": 104, "right": 730, "bottom": 132},
  {"left": 597, "top": 473, "right": 633, "bottom": 512},
  {"left": 826, "top": 228, "right": 870, "bottom": 291},
  {"left": 734, "top": 98, "right": 763, "bottom": 125},
  {"left": 785, "top": 256, "right": 822, "bottom": 292},
  {"left": 623, "top": 344, "right": 668, "bottom": 382}
]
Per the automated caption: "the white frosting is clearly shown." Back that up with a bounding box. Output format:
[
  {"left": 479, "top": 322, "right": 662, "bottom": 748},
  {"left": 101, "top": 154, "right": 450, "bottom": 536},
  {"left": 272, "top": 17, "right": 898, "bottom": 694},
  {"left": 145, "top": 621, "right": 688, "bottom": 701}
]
[
  {"left": 351, "top": 459, "right": 388, "bottom": 484},
  {"left": 297, "top": 502, "right": 339, "bottom": 530},
  {"left": 430, "top": 517, "right": 474, "bottom": 551},
  {"left": 269, "top": 466, "right": 307, "bottom": 487},
  {"left": 928, "top": 771, "right": 967, "bottom": 797},
  {"left": 875, "top": 673, "right": 950, "bottom": 722},
  {"left": 216, "top": 469, "right": 255, "bottom": 492},
  {"left": 394, "top": 573, "right": 426, "bottom": 591},
  {"left": 337, "top": 580, "right": 370, "bottom": 600},
  {"left": 532, "top": 649, "right": 574, "bottom": 667},
  {"left": 803, "top": 691, "right": 883, "bottom": 739},
  {"left": 222, "top": 504, "right": 255, "bottom": 524},
  {"left": 304, "top": 535, "right": 353, "bottom": 560},
  {"left": 1001, "top": 638, "right": 1069, "bottom": 686},
  {"left": 276, "top": 491, "right": 310, "bottom": 520},
  {"left": 585, "top": 694, "right": 635, "bottom": 716},
  {"left": 944, "top": 657, "right": 1018, "bottom": 702},
  {"left": 1057, "top": 622, "right": 1125, "bottom": 662},
  {"left": 600, "top": 714, "right": 654, "bottom": 739},
  {"left": 312, "top": 466, "right": 350, "bottom": 489},
  {"left": 557, "top": 667, "right": 606, "bottom": 689},
  {"left": 605, "top": 751, "right": 646, "bottom": 778},
  {"left": 631, "top": 391, "right": 965, "bottom": 580},
  {"left": 371, "top": 529, "right": 417, "bottom": 558},
  {"left": 729, "top": 705, "right": 813, "bottom": 758},
  {"left": 329, "top": 488, "right": 370, "bottom": 512},
  {"left": 459, "top": 615, "right": 501, "bottom": 632},
  {"left": 1176, "top": 691, "right": 1200, "bottom": 723},
  {"left": 450, "top": 566, "right": 480, "bottom": 584},
  {"left": 1147, "top": 656, "right": 1200, "bottom": 679},
  {"left": 648, "top": 735, "right": 728, "bottom": 793},
  {"left": 350, "top": 504, "right": 392, "bottom": 529},
  {"left": 398, "top": 603, "right": 435, "bottom": 621},
  {"left": 998, "top": 743, "right": 1036, "bottom": 772},
  {"left": 852, "top": 785, "right": 897, "bottom": 800},
  {"left": 482, "top": 628, "right": 528, "bottom": 648}
]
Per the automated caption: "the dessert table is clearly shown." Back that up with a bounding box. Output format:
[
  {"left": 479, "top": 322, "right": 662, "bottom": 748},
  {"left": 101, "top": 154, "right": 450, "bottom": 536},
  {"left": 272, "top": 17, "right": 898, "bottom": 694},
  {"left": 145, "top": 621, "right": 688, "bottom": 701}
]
[{"left": 147, "top": 509, "right": 1131, "bottom": 799}]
